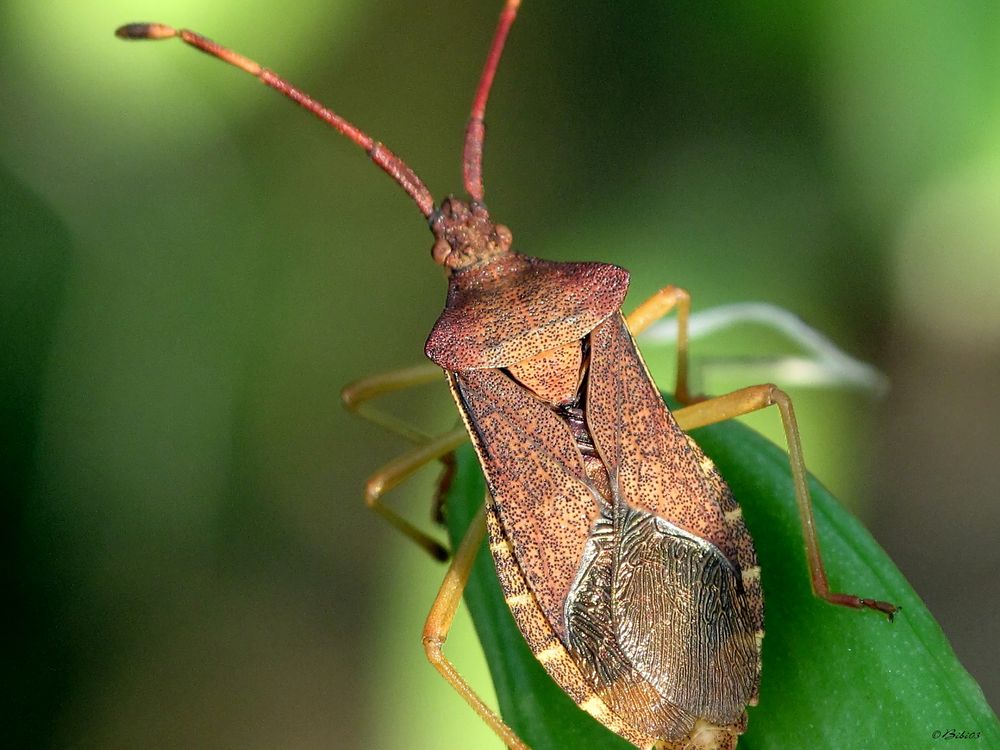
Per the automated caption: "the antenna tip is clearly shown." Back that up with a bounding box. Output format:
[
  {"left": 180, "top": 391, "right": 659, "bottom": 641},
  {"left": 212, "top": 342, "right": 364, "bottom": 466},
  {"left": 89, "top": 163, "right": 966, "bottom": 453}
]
[{"left": 115, "top": 23, "right": 178, "bottom": 41}]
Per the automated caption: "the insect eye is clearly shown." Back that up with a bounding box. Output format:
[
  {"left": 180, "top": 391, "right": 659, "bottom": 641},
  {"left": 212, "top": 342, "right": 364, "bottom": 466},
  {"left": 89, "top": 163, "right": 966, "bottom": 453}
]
[{"left": 431, "top": 238, "right": 454, "bottom": 267}]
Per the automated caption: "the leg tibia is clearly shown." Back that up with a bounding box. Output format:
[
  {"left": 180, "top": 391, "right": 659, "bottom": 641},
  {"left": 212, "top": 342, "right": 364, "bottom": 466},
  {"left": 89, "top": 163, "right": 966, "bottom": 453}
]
[
  {"left": 363, "top": 427, "right": 467, "bottom": 561},
  {"left": 342, "top": 363, "right": 444, "bottom": 443},
  {"left": 674, "top": 384, "right": 897, "bottom": 619},
  {"left": 626, "top": 285, "right": 694, "bottom": 404},
  {"left": 422, "top": 503, "right": 530, "bottom": 750}
]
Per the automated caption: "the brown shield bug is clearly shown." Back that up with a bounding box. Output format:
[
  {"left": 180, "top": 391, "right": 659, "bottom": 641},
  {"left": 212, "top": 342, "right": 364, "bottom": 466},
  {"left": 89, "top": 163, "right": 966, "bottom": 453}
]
[{"left": 116, "top": 2, "right": 897, "bottom": 748}]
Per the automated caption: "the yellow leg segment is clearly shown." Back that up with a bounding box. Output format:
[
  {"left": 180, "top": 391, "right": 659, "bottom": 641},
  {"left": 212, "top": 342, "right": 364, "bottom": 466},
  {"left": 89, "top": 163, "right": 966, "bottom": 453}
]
[
  {"left": 625, "top": 285, "right": 694, "bottom": 404},
  {"left": 673, "top": 384, "right": 898, "bottom": 618},
  {"left": 342, "top": 363, "right": 471, "bottom": 559},
  {"left": 423, "top": 500, "right": 530, "bottom": 750},
  {"left": 341, "top": 362, "right": 445, "bottom": 443},
  {"left": 364, "top": 427, "right": 468, "bottom": 561}
]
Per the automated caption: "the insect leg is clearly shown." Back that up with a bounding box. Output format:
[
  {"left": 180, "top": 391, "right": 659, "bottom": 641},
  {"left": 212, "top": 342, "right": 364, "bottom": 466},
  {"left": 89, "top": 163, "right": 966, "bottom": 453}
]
[
  {"left": 341, "top": 363, "right": 446, "bottom": 444},
  {"left": 343, "top": 365, "right": 472, "bottom": 559},
  {"left": 625, "top": 285, "right": 694, "bottom": 403},
  {"left": 361, "top": 427, "right": 468, "bottom": 561},
  {"left": 673, "top": 385, "right": 899, "bottom": 619},
  {"left": 423, "top": 500, "right": 530, "bottom": 750}
]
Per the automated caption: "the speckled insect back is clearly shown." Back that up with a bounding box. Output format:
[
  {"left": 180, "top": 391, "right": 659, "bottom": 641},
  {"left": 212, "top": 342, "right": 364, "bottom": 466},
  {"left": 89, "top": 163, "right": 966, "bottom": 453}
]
[
  {"left": 117, "top": 2, "right": 897, "bottom": 748},
  {"left": 450, "top": 308, "right": 764, "bottom": 749}
]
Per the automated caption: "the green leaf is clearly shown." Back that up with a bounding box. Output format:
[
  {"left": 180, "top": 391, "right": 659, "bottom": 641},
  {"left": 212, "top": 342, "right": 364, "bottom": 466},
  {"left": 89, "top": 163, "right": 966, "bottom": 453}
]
[{"left": 443, "top": 401, "right": 1000, "bottom": 749}]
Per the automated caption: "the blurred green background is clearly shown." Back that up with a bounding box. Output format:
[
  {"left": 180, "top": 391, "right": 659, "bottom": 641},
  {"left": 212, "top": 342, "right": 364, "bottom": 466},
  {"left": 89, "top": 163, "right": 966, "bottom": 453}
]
[{"left": 3, "top": 1, "right": 998, "bottom": 747}]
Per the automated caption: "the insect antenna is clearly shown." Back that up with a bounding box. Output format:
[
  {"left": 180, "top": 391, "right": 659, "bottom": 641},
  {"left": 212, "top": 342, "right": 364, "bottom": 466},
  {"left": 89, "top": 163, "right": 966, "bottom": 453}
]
[
  {"left": 463, "top": 0, "right": 521, "bottom": 202},
  {"left": 114, "top": 23, "right": 436, "bottom": 218}
]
